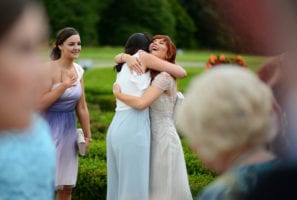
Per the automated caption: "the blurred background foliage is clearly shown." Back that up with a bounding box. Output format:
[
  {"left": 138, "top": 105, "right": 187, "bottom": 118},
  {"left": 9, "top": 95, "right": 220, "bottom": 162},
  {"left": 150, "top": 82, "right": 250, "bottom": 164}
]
[{"left": 42, "top": 0, "right": 233, "bottom": 50}]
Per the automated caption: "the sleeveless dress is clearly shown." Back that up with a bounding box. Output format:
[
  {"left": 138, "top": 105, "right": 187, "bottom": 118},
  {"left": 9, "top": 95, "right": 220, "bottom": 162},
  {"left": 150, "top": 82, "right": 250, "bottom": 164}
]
[
  {"left": 107, "top": 52, "right": 151, "bottom": 200},
  {"left": 44, "top": 63, "right": 83, "bottom": 189},
  {"left": 0, "top": 114, "right": 56, "bottom": 200},
  {"left": 149, "top": 72, "right": 193, "bottom": 200}
]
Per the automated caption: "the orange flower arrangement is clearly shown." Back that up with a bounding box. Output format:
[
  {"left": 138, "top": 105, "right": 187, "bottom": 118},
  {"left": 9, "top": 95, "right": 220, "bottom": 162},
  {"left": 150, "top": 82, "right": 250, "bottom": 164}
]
[{"left": 206, "top": 54, "right": 247, "bottom": 69}]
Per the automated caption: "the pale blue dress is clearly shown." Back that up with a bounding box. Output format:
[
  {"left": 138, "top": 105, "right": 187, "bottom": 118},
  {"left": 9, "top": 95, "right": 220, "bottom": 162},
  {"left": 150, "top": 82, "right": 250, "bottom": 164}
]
[
  {"left": 44, "top": 63, "right": 83, "bottom": 189},
  {"left": 107, "top": 52, "right": 151, "bottom": 200},
  {"left": 0, "top": 114, "right": 56, "bottom": 200}
]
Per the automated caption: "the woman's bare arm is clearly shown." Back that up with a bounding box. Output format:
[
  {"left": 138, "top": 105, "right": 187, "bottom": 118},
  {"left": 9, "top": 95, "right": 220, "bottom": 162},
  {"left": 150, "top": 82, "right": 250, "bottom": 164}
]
[
  {"left": 75, "top": 79, "right": 92, "bottom": 149},
  {"left": 37, "top": 64, "right": 77, "bottom": 111},
  {"left": 113, "top": 83, "right": 163, "bottom": 110},
  {"left": 115, "top": 51, "right": 187, "bottom": 78},
  {"left": 139, "top": 51, "right": 186, "bottom": 78},
  {"left": 114, "top": 52, "right": 144, "bottom": 74}
]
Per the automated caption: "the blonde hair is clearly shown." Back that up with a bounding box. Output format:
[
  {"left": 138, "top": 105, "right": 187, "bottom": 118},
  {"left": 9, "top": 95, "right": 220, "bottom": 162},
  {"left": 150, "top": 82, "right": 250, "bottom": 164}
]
[{"left": 176, "top": 65, "right": 277, "bottom": 160}]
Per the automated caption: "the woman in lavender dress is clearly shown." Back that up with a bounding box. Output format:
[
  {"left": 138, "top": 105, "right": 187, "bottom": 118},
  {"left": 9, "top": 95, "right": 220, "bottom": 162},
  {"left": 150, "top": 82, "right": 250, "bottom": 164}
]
[{"left": 38, "top": 27, "right": 91, "bottom": 200}]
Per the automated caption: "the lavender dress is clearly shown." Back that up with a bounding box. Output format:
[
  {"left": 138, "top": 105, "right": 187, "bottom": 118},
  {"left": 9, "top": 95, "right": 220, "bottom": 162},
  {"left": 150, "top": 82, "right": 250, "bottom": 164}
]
[{"left": 45, "top": 63, "right": 83, "bottom": 189}]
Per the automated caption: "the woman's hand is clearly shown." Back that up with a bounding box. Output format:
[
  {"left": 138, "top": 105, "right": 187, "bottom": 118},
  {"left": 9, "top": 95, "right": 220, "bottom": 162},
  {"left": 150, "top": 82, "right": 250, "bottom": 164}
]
[
  {"left": 113, "top": 83, "right": 121, "bottom": 97},
  {"left": 61, "top": 70, "right": 77, "bottom": 88},
  {"left": 85, "top": 137, "right": 91, "bottom": 150},
  {"left": 125, "top": 55, "right": 144, "bottom": 75}
]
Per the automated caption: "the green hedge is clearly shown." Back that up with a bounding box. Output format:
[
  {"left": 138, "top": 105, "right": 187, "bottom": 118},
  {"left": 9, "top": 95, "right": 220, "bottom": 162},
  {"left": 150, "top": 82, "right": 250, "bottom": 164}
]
[
  {"left": 73, "top": 138, "right": 215, "bottom": 199},
  {"left": 73, "top": 140, "right": 107, "bottom": 200},
  {"left": 72, "top": 67, "right": 216, "bottom": 199}
]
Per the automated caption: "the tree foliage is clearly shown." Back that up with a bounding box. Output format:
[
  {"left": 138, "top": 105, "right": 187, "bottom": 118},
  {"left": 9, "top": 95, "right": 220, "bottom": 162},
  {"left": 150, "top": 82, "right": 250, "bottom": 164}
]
[
  {"left": 168, "top": 0, "right": 196, "bottom": 48},
  {"left": 178, "top": 0, "right": 232, "bottom": 49},
  {"left": 42, "top": 0, "right": 234, "bottom": 49},
  {"left": 43, "top": 0, "right": 110, "bottom": 46},
  {"left": 98, "top": 0, "right": 175, "bottom": 46}
]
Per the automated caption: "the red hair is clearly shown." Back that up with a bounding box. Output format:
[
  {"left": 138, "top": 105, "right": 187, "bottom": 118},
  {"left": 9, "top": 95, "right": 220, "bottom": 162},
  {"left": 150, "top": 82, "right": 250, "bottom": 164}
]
[
  {"left": 153, "top": 35, "right": 176, "bottom": 64},
  {"left": 151, "top": 35, "right": 177, "bottom": 80}
]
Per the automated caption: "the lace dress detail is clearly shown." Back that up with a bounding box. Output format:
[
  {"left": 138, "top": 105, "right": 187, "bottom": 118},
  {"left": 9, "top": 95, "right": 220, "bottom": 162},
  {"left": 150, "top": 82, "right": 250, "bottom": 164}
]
[{"left": 149, "top": 72, "right": 193, "bottom": 200}]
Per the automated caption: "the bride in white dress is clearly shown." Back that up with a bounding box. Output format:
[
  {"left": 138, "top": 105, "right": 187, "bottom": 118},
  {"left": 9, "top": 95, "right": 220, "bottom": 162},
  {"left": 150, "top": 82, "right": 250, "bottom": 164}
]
[{"left": 114, "top": 35, "right": 193, "bottom": 200}]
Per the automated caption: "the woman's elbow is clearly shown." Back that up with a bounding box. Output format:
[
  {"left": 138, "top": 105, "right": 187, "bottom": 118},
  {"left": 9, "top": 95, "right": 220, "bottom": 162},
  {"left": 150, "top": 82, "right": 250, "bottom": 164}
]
[
  {"left": 35, "top": 100, "right": 49, "bottom": 111},
  {"left": 176, "top": 69, "right": 187, "bottom": 78},
  {"left": 181, "top": 70, "right": 187, "bottom": 78},
  {"left": 135, "top": 102, "right": 149, "bottom": 110}
]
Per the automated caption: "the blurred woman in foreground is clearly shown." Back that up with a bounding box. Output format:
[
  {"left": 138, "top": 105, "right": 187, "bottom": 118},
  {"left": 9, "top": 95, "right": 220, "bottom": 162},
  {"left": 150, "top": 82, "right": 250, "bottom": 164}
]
[{"left": 0, "top": 0, "right": 55, "bottom": 199}]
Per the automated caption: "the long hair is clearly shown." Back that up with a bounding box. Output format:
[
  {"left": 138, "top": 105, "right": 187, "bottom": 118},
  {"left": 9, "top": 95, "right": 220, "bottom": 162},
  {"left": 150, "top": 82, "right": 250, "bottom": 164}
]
[
  {"left": 50, "top": 27, "right": 79, "bottom": 60},
  {"left": 114, "top": 32, "right": 152, "bottom": 72}
]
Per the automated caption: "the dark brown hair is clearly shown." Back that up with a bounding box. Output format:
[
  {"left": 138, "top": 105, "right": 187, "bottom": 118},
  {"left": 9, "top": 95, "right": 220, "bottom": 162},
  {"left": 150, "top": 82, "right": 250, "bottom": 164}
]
[
  {"left": 50, "top": 27, "right": 79, "bottom": 60},
  {"left": 114, "top": 32, "right": 152, "bottom": 72}
]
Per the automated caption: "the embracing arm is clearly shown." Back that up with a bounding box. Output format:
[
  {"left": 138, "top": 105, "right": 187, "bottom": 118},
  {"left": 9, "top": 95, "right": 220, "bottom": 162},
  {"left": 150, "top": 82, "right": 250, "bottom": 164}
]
[
  {"left": 139, "top": 51, "right": 186, "bottom": 78},
  {"left": 115, "top": 51, "right": 187, "bottom": 78},
  {"left": 76, "top": 79, "right": 92, "bottom": 148},
  {"left": 114, "top": 53, "right": 143, "bottom": 74},
  {"left": 113, "top": 84, "right": 164, "bottom": 110}
]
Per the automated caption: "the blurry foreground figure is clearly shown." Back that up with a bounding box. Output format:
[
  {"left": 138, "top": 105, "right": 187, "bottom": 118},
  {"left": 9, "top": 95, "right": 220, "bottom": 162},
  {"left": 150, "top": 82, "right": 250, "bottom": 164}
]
[
  {"left": 0, "top": 0, "right": 55, "bottom": 199},
  {"left": 177, "top": 66, "right": 278, "bottom": 200},
  {"left": 212, "top": 0, "right": 297, "bottom": 55}
]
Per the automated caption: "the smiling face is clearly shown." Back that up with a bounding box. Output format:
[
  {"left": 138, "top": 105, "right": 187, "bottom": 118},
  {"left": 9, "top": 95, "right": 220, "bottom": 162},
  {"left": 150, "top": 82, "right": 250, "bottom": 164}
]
[
  {"left": 59, "top": 34, "right": 81, "bottom": 60},
  {"left": 0, "top": 4, "right": 47, "bottom": 130},
  {"left": 149, "top": 35, "right": 176, "bottom": 63},
  {"left": 149, "top": 38, "right": 168, "bottom": 60}
]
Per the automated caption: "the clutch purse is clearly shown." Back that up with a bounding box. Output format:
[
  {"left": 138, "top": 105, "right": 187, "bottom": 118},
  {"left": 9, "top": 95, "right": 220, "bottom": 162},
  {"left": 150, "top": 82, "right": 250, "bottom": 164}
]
[{"left": 77, "top": 128, "right": 86, "bottom": 156}]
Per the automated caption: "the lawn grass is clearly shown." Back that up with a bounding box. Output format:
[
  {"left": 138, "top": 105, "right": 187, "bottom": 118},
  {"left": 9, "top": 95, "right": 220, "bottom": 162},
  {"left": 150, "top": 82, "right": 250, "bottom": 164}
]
[
  {"left": 82, "top": 46, "right": 267, "bottom": 94},
  {"left": 78, "top": 47, "right": 268, "bottom": 70},
  {"left": 80, "top": 46, "right": 124, "bottom": 59},
  {"left": 84, "top": 67, "right": 116, "bottom": 94}
]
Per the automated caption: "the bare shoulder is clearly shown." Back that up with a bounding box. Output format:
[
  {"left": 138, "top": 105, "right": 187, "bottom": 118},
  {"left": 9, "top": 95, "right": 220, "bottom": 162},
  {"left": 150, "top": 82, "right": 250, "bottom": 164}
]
[{"left": 43, "top": 60, "right": 61, "bottom": 83}]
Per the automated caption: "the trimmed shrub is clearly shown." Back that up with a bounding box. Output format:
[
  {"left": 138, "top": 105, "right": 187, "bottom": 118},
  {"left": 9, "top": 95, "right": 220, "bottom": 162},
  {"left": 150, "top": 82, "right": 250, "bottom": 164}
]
[
  {"left": 86, "top": 93, "right": 115, "bottom": 112},
  {"left": 73, "top": 138, "right": 215, "bottom": 199},
  {"left": 74, "top": 158, "right": 107, "bottom": 200},
  {"left": 73, "top": 67, "right": 216, "bottom": 199},
  {"left": 73, "top": 140, "right": 107, "bottom": 200}
]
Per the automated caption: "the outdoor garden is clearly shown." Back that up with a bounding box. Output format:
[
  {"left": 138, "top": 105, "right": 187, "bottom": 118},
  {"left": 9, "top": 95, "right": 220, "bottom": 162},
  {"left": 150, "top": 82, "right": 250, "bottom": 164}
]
[
  {"left": 39, "top": 0, "right": 280, "bottom": 199},
  {"left": 71, "top": 48, "right": 267, "bottom": 199}
]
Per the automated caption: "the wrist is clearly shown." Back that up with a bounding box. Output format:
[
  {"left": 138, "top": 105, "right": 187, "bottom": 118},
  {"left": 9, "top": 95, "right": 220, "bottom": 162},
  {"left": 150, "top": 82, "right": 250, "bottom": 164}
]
[
  {"left": 60, "top": 82, "right": 68, "bottom": 90},
  {"left": 121, "top": 53, "right": 125, "bottom": 63},
  {"left": 85, "top": 137, "right": 92, "bottom": 142}
]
